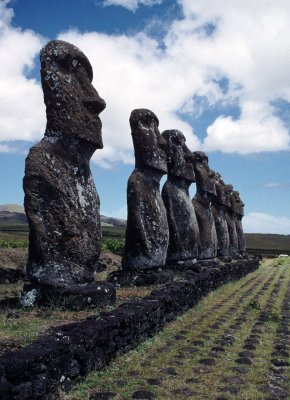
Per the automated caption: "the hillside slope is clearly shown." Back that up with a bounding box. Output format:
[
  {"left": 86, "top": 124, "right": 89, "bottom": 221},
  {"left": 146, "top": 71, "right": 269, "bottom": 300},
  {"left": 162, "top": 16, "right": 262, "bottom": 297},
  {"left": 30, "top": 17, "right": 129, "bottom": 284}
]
[{"left": 0, "top": 204, "right": 126, "bottom": 228}]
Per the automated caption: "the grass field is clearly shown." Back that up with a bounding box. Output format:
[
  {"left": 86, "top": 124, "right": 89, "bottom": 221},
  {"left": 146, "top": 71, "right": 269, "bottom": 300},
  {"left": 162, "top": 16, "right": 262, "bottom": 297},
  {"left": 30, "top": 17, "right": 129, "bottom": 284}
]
[
  {"left": 0, "top": 226, "right": 125, "bottom": 244},
  {"left": 0, "top": 284, "right": 156, "bottom": 351},
  {"left": 0, "top": 219, "right": 289, "bottom": 252},
  {"left": 246, "top": 233, "right": 290, "bottom": 255},
  {"left": 63, "top": 258, "right": 290, "bottom": 400},
  {"left": 0, "top": 259, "right": 289, "bottom": 399}
]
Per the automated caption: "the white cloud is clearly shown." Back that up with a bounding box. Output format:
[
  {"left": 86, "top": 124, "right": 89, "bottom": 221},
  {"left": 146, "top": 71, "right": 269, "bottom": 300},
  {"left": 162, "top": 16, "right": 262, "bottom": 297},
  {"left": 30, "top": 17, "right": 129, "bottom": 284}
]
[
  {"left": 203, "top": 105, "right": 290, "bottom": 154},
  {"left": 263, "top": 182, "right": 282, "bottom": 189},
  {"left": 0, "top": 0, "right": 45, "bottom": 148},
  {"left": 243, "top": 212, "right": 290, "bottom": 234},
  {"left": 166, "top": 0, "right": 290, "bottom": 154},
  {"left": 0, "top": 143, "right": 14, "bottom": 153},
  {"left": 58, "top": 29, "right": 201, "bottom": 166},
  {"left": 1, "top": 0, "right": 290, "bottom": 160},
  {"left": 101, "top": 0, "right": 163, "bottom": 12}
]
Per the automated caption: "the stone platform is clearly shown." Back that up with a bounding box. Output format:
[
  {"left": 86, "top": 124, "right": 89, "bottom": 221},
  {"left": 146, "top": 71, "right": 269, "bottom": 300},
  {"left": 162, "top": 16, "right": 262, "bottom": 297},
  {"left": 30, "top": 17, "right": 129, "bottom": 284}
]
[
  {"left": 0, "top": 258, "right": 259, "bottom": 399},
  {"left": 20, "top": 281, "right": 116, "bottom": 310},
  {"left": 108, "top": 267, "right": 174, "bottom": 287},
  {"left": 108, "top": 258, "right": 234, "bottom": 287}
]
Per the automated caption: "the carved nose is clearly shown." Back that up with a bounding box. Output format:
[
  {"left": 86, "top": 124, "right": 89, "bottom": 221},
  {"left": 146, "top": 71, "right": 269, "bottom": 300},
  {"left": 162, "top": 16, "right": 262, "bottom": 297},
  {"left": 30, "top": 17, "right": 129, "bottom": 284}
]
[
  {"left": 184, "top": 147, "right": 195, "bottom": 163},
  {"left": 84, "top": 95, "right": 106, "bottom": 115},
  {"left": 158, "top": 134, "right": 167, "bottom": 150}
]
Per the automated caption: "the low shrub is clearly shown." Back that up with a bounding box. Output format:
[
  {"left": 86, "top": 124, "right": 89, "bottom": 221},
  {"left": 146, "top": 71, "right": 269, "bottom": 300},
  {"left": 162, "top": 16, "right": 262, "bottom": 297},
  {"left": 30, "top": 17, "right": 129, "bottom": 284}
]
[
  {"left": 0, "top": 239, "right": 28, "bottom": 249},
  {"left": 103, "top": 239, "right": 125, "bottom": 255}
]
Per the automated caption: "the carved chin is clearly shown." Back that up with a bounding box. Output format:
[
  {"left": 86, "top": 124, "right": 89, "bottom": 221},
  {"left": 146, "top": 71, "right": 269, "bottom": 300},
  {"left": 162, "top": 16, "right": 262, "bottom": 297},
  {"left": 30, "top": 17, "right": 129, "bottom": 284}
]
[
  {"left": 81, "top": 130, "right": 103, "bottom": 149},
  {"left": 74, "top": 116, "right": 103, "bottom": 147},
  {"left": 171, "top": 164, "right": 195, "bottom": 181}
]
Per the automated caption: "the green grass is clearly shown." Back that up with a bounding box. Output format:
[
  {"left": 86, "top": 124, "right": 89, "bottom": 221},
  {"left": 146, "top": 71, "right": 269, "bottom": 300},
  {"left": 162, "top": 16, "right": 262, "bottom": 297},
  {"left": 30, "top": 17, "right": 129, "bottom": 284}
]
[
  {"left": 0, "top": 227, "right": 126, "bottom": 250},
  {"left": 0, "top": 239, "right": 28, "bottom": 249},
  {"left": 102, "top": 226, "right": 126, "bottom": 239},
  {"left": 245, "top": 233, "right": 290, "bottom": 251},
  {"left": 0, "top": 284, "right": 157, "bottom": 348},
  {"left": 0, "top": 231, "right": 28, "bottom": 241},
  {"left": 102, "top": 238, "right": 125, "bottom": 255},
  {"left": 1, "top": 224, "right": 290, "bottom": 256},
  {"left": 64, "top": 259, "right": 290, "bottom": 400}
]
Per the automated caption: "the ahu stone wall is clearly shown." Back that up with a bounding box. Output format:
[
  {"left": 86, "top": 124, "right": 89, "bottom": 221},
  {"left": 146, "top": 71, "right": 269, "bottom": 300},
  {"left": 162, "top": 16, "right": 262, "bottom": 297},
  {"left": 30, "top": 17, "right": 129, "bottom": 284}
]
[{"left": 0, "top": 259, "right": 258, "bottom": 400}]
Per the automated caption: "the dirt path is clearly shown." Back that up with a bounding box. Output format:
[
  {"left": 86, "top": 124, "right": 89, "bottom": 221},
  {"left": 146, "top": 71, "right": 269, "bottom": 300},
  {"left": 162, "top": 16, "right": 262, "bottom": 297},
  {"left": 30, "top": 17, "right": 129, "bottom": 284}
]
[{"left": 65, "top": 259, "right": 290, "bottom": 400}]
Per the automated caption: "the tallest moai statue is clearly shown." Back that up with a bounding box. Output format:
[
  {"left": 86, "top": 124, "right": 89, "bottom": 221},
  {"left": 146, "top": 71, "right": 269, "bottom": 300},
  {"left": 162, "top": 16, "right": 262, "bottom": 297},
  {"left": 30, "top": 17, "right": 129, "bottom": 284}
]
[{"left": 23, "top": 40, "right": 106, "bottom": 288}]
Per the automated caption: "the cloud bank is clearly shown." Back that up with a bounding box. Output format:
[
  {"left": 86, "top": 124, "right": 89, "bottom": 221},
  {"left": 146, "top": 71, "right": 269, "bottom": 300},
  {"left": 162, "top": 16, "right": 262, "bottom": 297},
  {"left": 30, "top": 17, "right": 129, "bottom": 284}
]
[
  {"left": 0, "top": 0, "right": 290, "bottom": 165},
  {"left": 101, "top": 0, "right": 163, "bottom": 12},
  {"left": 243, "top": 212, "right": 290, "bottom": 235},
  {"left": 0, "top": 0, "right": 45, "bottom": 147}
]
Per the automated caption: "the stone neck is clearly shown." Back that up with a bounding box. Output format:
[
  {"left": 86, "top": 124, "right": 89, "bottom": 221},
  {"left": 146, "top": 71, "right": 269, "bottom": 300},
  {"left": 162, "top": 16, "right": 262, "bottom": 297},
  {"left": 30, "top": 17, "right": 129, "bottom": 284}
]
[
  {"left": 167, "top": 174, "right": 191, "bottom": 192},
  {"left": 44, "top": 131, "right": 96, "bottom": 165},
  {"left": 195, "top": 191, "right": 211, "bottom": 205},
  {"left": 136, "top": 165, "right": 164, "bottom": 183}
]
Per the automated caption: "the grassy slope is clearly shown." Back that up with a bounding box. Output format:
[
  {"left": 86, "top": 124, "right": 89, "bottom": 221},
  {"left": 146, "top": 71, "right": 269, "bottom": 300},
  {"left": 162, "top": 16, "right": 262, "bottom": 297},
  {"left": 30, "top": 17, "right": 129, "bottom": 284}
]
[
  {"left": 0, "top": 284, "right": 155, "bottom": 351},
  {"left": 0, "top": 222, "right": 289, "bottom": 252},
  {"left": 64, "top": 258, "right": 290, "bottom": 400},
  {"left": 245, "top": 233, "right": 290, "bottom": 251}
]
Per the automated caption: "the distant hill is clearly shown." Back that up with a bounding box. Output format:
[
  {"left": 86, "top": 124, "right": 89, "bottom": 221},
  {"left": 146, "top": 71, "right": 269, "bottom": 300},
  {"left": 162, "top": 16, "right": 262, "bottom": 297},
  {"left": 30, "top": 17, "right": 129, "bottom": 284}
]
[
  {"left": 0, "top": 205, "right": 289, "bottom": 253},
  {"left": 0, "top": 205, "right": 28, "bottom": 230},
  {"left": 100, "top": 215, "right": 126, "bottom": 227},
  {"left": 0, "top": 204, "right": 126, "bottom": 229},
  {"left": 0, "top": 211, "right": 27, "bottom": 225},
  {"left": 0, "top": 204, "right": 25, "bottom": 213},
  {"left": 245, "top": 233, "right": 290, "bottom": 251}
]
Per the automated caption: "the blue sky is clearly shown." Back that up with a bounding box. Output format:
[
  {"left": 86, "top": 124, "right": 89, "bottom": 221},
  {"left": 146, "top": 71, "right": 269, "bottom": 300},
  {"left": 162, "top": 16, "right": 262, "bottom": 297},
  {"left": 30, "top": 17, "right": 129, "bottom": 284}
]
[{"left": 0, "top": 0, "right": 290, "bottom": 234}]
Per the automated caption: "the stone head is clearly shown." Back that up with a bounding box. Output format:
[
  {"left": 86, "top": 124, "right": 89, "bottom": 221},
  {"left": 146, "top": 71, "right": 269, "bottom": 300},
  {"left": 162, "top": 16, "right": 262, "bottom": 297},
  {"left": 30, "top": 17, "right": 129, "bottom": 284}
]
[
  {"left": 130, "top": 109, "right": 167, "bottom": 173},
  {"left": 161, "top": 129, "right": 195, "bottom": 182},
  {"left": 213, "top": 171, "right": 227, "bottom": 206},
  {"left": 232, "top": 190, "right": 244, "bottom": 217},
  {"left": 224, "top": 184, "right": 234, "bottom": 208},
  {"left": 40, "top": 40, "right": 106, "bottom": 149},
  {"left": 192, "top": 151, "right": 216, "bottom": 198}
]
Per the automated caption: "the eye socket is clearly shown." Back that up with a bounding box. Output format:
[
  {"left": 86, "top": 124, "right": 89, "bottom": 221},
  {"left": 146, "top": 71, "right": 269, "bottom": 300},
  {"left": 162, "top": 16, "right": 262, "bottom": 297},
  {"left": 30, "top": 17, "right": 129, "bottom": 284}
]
[
  {"left": 54, "top": 56, "right": 82, "bottom": 74},
  {"left": 141, "top": 115, "right": 153, "bottom": 125},
  {"left": 172, "top": 136, "right": 181, "bottom": 145}
]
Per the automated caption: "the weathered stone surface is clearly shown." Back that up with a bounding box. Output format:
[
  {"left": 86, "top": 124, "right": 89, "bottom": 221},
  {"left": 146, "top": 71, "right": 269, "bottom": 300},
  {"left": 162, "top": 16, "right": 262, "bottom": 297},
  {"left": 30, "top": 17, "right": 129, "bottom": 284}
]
[
  {"left": 108, "top": 268, "right": 174, "bottom": 287},
  {"left": 0, "top": 258, "right": 259, "bottom": 399},
  {"left": 192, "top": 152, "right": 217, "bottom": 259},
  {"left": 21, "top": 281, "right": 116, "bottom": 310},
  {"left": 23, "top": 40, "right": 106, "bottom": 287},
  {"left": 132, "top": 390, "right": 156, "bottom": 399},
  {"left": 212, "top": 172, "right": 230, "bottom": 258},
  {"left": 224, "top": 184, "right": 239, "bottom": 256},
  {"left": 161, "top": 130, "right": 200, "bottom": 263},
  {"left": 231, "top": 191, "right": 246, "bottom": 254},
  {"left": 122, "top": 109, "right": 169, "bottom": 270}
]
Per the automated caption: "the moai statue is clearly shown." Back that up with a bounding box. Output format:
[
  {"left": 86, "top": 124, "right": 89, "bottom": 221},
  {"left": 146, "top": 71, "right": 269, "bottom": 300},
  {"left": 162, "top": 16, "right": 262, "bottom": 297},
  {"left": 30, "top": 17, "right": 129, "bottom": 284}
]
[
  {"left": 232, "top": 191, "right": 246, "bottom": 254},
  {"left": 224, "top": 184, "right": 239, "bottom": 256},
  {"left": 23, "top": 40, "right": 106, "bottom": 288},
  {"left": 122, "top": 109, "right": 169, "bottom": 270},
  {"left": 211, "top": 172, "right": 230, "bottom": 258},
  {"left": 161, "top": 130, "right": 200, "bottom": 263},
  {"left": 192, "top": 152, "right": 218, "bottom": 259}
]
